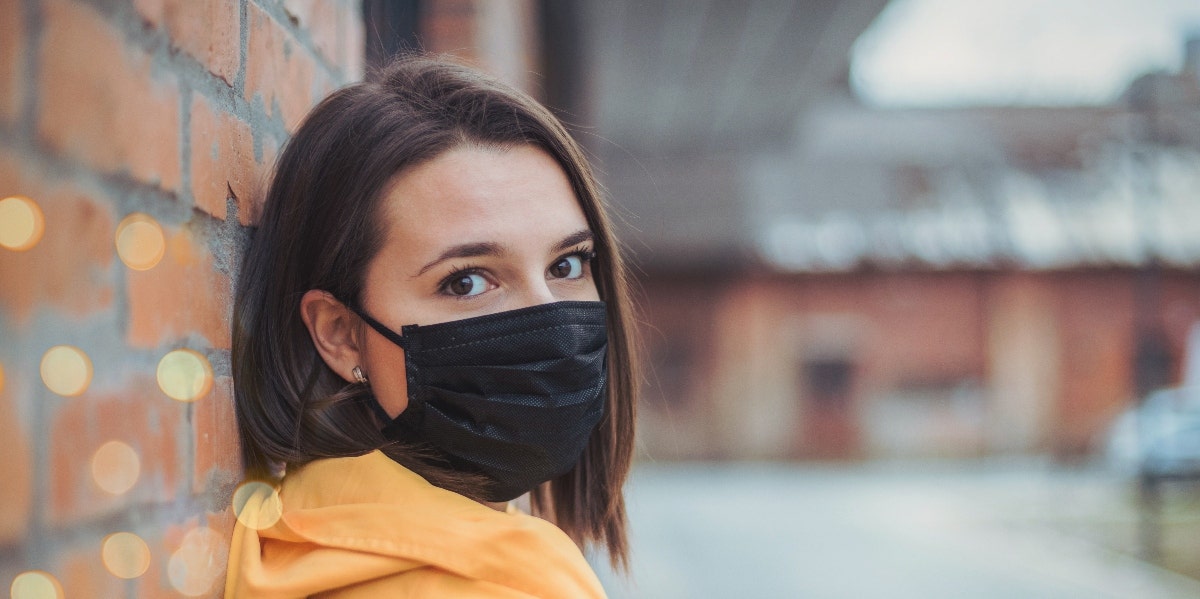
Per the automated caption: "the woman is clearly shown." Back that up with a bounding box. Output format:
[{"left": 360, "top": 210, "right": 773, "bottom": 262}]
[{"left": 225, "top": 56, "right": 639, "bottom": 598}]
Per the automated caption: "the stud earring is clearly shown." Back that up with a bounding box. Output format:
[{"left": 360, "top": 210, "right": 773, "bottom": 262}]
[{"left": 352, "top": 366, "right": 369, "bottom": 384}]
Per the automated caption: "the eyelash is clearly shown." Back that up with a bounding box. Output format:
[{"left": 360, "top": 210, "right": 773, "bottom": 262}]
[
  {"left": 564, "top": 245, "right": 599, "bottom": 266},
  {"left": 436, "top": 246, "right": 598, "bottom": 299},
  {"left": 554, "top": 245, "right": 599, "bottom": 278}
]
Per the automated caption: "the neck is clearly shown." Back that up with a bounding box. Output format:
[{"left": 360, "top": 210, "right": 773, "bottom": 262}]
[{"left": 480, "top": 499, "right": 508, "bottom": 512}]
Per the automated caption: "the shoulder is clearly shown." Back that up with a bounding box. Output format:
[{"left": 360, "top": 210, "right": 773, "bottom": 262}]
[
  {"left": 314, "top": 567, "right": 549, "bottom": 598},
  {"left": 242, "top": 451, "right": 608, "bottom": 598}
]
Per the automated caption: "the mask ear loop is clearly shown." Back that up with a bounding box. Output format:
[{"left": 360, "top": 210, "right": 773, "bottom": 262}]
[
  {"left": 347, "top": 304, "right": 418, "bottom": 425},
  {"left": 349, "top": 306, "right": 412, "bottom": 350}
]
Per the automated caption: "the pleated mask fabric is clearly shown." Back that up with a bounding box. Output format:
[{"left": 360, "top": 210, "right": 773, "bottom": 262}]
[{"left": 353, "top": 301, "right": 608, "bottom": 501}]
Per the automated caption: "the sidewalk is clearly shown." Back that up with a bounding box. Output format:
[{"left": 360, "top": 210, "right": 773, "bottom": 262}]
[{"left": 592, "top": 460, "right": 1200, "bottom": 598}]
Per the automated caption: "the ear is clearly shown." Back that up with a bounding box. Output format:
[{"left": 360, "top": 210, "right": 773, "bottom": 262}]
[{"left": 299, "top": 289, "right": 362, "bottom": 384}]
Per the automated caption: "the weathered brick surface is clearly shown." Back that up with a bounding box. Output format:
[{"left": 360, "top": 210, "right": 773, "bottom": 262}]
[
  {"left": 192, "top": 376, "right": 240, "bottom": 494},
  {"left": 134, "top": 0, "right": 240, "bottom": 85},
  {"left": 0, "top": 0, "right": 23, "bottom": 123},
  {"left": 190, "top": 94, "right": 261, "bottom": 222},
  {"left": 59, "top": 544, "right": 124, "bottom": 598},
  {"left": 48, "top": 377, "right": 185, "bottom": 527},
  {"left": 127, "top": 227, "right": 233, "bottom": 349},
  {"left": 138, "top": 512, "right": 231, "bottom": 598},
  {"left": 38, "top": 0, "right": 181, "bottom": 193},
  {"left": 0, "top": 152, "right": 115, "bottom": 326},
  {"left": 312, "top": 61, "right": 341, "bottom": 107},
  {"left": 281, "top": 0, "right": 363, "bottom": 80},
  {"left": 283, "top": 0, "right": 339, "bottom": 65},
  {"left": 1055, "top": 273, "right": 1136, "bottom": 455},
  {"left": 0, "top": 368, "right": 32, "bottom": 546},
  {"left": 2, "top": 0, "right": 364, "bottom": 593},
  {"left": 245, "top": 3, "right": 317, "bottom": 130},
  {"left": 339, "top": 2, "right": 365, "bottom": 80}
]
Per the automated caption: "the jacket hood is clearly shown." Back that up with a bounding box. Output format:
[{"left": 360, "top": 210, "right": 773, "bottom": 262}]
[{"left": 224, "top": 450, "right": 607, "bottom": 598}]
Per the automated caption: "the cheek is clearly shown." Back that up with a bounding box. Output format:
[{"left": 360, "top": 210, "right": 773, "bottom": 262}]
[
  {"left": 363, "top": 335, "right": 410, "bottom": 419},
  {"left": 582, "top": 274, "right": 602, "bottom": 301},
  {"left": 583, "top": 283, "right": 601, "bottom": 302}
]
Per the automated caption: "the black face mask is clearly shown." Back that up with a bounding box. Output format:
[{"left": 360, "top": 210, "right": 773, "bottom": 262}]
[{"left": 352, "top": 300, "right": 608, "bottom": 502}]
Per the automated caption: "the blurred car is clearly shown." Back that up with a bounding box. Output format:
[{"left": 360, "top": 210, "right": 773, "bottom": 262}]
[{"left": 1104, "top": 386, "right": 1200, "bottom": 479}]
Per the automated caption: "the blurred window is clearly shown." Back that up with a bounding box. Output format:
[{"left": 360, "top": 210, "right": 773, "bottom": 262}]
[{"left": 803, "top": 357, "right": 855, "bottom": 406}]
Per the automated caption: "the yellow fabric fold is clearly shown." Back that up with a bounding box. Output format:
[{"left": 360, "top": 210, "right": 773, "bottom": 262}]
[{"left": 225, "top": 450, "right": 608, "bottom": 598}]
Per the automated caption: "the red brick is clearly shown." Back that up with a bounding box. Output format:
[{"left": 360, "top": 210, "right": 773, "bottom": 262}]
[
  {"left": 126, "top": 227, "right": 233, "bottom": 349},
  {"left": 0, "top": 151, "right": 115, "bottom": 326},
  {"left": 1055, "top": 273, "right": 1135, "bottom": 455},
  {"left": 134, "top": 0, "right": 239, "bottom": 85},
  {"left": 138, "top": 514, "right": 230, "bottom": 598},
  {"left": 132, "top": 546, "right": 172, "bottom": 599},
  {"left": 60, "top": 544, "right": 124, "bottom": 598},
  {"left": 38, "top": 0, "right": 181, "bottom": 192},
  {"left": 243, "top": 135, "right": 283, "bottom": 227},
  {"left": 245, "top": 4, "right": 317, "bottom": 130},
  {"left": 206, "top": 508, "right": 237, "bottom": 545},
  {"left": 312, "top": 61, "right": 340, "bottom": 105},
  {"left": 193, "top": 376, "right": 241, "bottom": 494},
  {"left": 190, "top": 95, "right": 263, "bottom": 223},
  {"left": 0, "top": 363, "right": 32, "bottom": 545},
  {"left": 48, "top": 377, "right": 185, "bottom": 527},
  {"left": 0, "top": 0, "right": 23, "bottom": 122},
  {"left": 282, "top": 0, "right": 339, "bottom": 66},
  {"left": 280, "top": 0, "right": 363, "bottom": 80},
  {"left": 75, "top": 528, "right": 196, "bottom": 599}
]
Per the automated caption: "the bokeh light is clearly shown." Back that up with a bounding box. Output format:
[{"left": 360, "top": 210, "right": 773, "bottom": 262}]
[
  {"left": 9, "top": 571, "right": 64, "bottom": 599},
  {"left": 0, "top": 196, "right": 46, "bottom": 251},
  {"left": 39, "top": 345, "right": 93, "bottom": 397},
  {"left": 115, "top": 213, "right": 166, "bottom": 270},
  {"left": 167, "top": 526, "right": 226, "bottom": 597},
  {"left": 101, "top": 532, "right": 151, "bottom": 579},
  {"left": 232, "top": 481, "right": 283, "bottom": 531},
  {"left": 156, "top": 349, "right": 213, "bottom": 402},
  {"left": 91, "top": 440, "right": 140, "bottom": 495}
]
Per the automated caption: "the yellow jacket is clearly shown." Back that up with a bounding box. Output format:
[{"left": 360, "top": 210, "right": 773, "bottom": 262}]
[{"left": 225, "top": 450, "right": 608, "bottom": 598}]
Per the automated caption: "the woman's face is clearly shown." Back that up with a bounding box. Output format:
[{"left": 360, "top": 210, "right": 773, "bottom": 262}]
[{"left": 358, "top": 144, "right": 600, "bottom": 417}]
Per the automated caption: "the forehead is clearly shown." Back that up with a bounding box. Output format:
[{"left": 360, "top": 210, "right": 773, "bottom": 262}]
[{"left": 378, "top": 145, "right": 590, "bottom": 255}]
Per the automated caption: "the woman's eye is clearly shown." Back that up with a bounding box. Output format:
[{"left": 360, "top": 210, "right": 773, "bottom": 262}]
[
  {"left": 549, "top": 255, "right": 585, "bottom": 279},
  {"left": 445, "top": 272, "right": 488, "bottom": 296}
]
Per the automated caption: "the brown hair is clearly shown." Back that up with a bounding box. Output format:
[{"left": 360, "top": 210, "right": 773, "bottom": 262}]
[{"left": 231, "top": 55, "right": 638, "bottom": 568}]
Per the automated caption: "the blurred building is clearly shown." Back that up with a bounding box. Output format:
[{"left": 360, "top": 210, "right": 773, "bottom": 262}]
[{"left": 600, "top": 27, "right": 1200, "bottom": 461}]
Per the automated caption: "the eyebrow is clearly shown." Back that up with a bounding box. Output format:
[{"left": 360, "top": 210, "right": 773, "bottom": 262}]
[
  {"left": 413, "top": 241, "right": 505, "bottom": 278},
  {"left": 412, "top": 229, "right": 594, "bottom": 278},
  {"left": 553, "top": 229, "right": 594, "bottom": 252}
]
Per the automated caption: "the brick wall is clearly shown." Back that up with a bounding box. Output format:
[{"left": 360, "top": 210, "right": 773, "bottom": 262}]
[{"left": 0, "top": 0, "right": 363, "bottom": 596}]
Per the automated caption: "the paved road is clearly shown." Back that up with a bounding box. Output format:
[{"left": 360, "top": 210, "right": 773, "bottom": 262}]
[{"left": 590, "top": 461, "right": 1200, "bottom": 598}]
